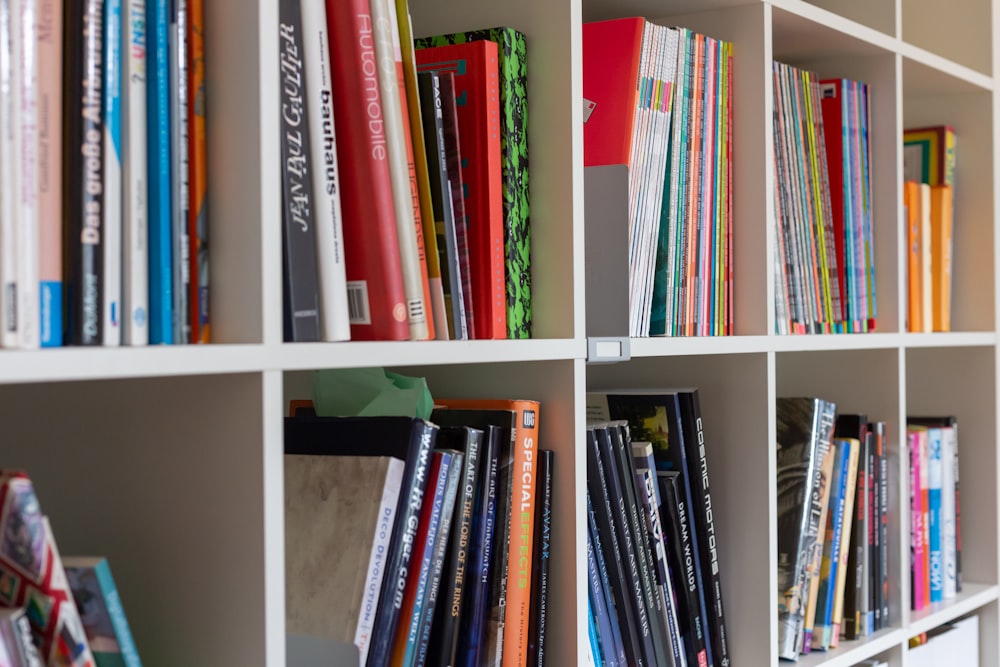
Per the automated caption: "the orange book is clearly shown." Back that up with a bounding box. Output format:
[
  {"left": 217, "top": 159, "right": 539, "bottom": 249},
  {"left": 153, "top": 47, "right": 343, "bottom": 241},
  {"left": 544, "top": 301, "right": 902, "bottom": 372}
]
[
  {"left": 435, "top": 397, "right": 540, "bottom": 667},
  {"left": 188, "top": 0, "right": 209, "bottom": 342},
  {"left": 929, "top": 185, "right": 953, "bottom": 332},
  {"left": 904, "top": 181, "right": 923, "bottom": 332}
]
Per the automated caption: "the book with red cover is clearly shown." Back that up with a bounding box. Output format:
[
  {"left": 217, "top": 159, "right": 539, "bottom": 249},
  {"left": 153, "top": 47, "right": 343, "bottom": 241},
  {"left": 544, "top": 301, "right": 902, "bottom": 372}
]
[
  {"left": 582, "top": 17, "right": 644, "bottom": 167},
  {"left": 325, "top": 0, "right": 409, "bottom": 340},
  {"left": 416, "top": 41, "right": 506, "bottom": 340}
]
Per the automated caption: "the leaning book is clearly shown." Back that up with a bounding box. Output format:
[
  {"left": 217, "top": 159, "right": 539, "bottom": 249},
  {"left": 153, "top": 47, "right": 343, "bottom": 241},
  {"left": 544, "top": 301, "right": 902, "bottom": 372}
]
[{"left": 63, "top": 557, "right": 143, "bottom": 667}]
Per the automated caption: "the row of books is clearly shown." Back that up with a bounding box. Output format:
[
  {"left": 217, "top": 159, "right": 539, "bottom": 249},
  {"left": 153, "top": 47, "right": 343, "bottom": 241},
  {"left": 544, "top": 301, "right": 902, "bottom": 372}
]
[
  {"left": 907, "top": 417, "right": 962, "bottom": 611},
  {"left": 584, "top": 390, "right": 730, "bottom": 667},
  {"left": 284, "top": 400, "right": 549, "bottom": 667},
  {"left": 903, "top": 125, "right": 957, "bottom": 333},
  {"left": 0, "top": 0, "right": 208, "bottom": 349},
  {"left": 0, "top": 470, "right": 142, "bottom": 666},
  {"left": 583, "top": 18, "right": 734, "bottom": 338},
  {"left": 279, "top": 0, "right": 531, "bottom": 343},
  {"left": 772, "top": 63, "right": 877, "bottom": 335},
  {"left": 776, "top": 399, "right": 890, "bottom": 661}
]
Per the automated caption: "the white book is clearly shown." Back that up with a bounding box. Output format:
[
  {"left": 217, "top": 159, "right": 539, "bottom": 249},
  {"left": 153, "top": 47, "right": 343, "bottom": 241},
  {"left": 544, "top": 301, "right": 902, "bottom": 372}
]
[
  {"left": 102, "top": 0, "right": 123, "bottom": 346},
  {"left": 369, "top": 0, "right": 429, "bottom": 341},
  {"left": 299, "top": 0, "right": 349, "bottom": 342},
  {"left": 169, "top": 0, "right": 189, "bottom": 343},
  {"left": 14, "top": 0, "right": 38, "bottom": 349},
  {"left": 940, "top": 425, "right": 957, "bottom": 599},
  {"left": 0, "top": 0, "right": 16, "bottom": 348},
  {"left": 122, "top": 0, "right": 148, "bottom": 345}
]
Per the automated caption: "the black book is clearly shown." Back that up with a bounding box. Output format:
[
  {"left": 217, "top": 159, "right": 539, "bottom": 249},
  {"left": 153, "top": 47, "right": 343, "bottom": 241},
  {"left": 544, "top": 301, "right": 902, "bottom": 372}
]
[
  {"left": 430, "top": 408, "right": 515, "bottom": 667},
  {"left": 870, "top": 429, "right": 881, "bottom": 631},
  {"left": 586, "top": 426, "right": 645, "bottom": 666},
  {"left": 278, "top": 0, "right": 320, "bottom": 342},
  {"left": 873, "top": 421, "right": 888, "bottom": 629},
  {"left": 527, "top": 449, "right": 553, "bottom": 666},
  {"left": 657, "top": 470, "right": 709, "bottom": 667},
  {"left": 64, "top": 0, "right": 105, "bottom": 345},
  {"left": 281, "top": 416, "right": 438, "bottom": 667},
  {"left": 607, "top": 422, "right": 673, "bottom": 667},
  {"left": 427, "top": 426, "right": 484, "bottom": 667},
  {"left": 676, "top": 390, "right": 730, "bottom": 666},
  {"left": 836, "top": 415, "right": 869, "bottom": 641}
]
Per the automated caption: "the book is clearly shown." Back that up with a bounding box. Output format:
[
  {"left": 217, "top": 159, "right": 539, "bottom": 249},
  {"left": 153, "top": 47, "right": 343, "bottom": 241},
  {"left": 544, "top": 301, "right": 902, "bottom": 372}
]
[
  {"left": 169, "top": 0, "right": 190, "bottom": 343},
  {"left": 435, "top": 398, "right": 539, "bottom": 667},
  {"left": 146, "top": 0, "right": 172, "bottom": 344},
  {"left": 324, "top": 0, "right": 409, "bottom": 341},
  {"left": 527, "top": 450, "right": 552, "bottom": 667},
  {"left": 414, "top": 27, "right": 532, "bottom": 339},
  {"left": 929, "top": 185, "right": 953, "bottom": 332},
  {"left": 774, "top": 397, "right": 837, "bottom": 661},
  {"left": 0, "top": 0, "right": 17, "bottom": 348},
  {"left": 14, "top": 0, "right": 40, "bottom": 349},
  {"left": 903, "top": 125, "right": 956, "bottom": 187},
  {"left": 282, "top": 415, "right": 438, "bottom": 667},
  {"left": 63, "top": 557, "right": 143, "bottom": 667},
  {"left": 0, "top": 472, "right": 96, "bottom": 665},
  {"left": 65, "top": 0, "right": 106, "bottom": 346},
  {"left": 0, "top": 607, "right": 43, "bottom": 667},
  {"left": 102, "top": 0, "right": 123, "bottom": 346},
  {"left": 284, "top": 454, "right": 404, "bottom": 664},
  {"left": 37, "top": 0, "right": 63, "bottom": 347},
  {"left": 299, "top": 0, "right": 350, "bottom": 342},
  {"left": 904, "top": 181, "right": 924, "bottom": 332},
  {"left": 278, "top": 0, "right": 320, "bottom": 342},
  {"left": 186, "top": 0, "right": 208, "bottom": 343},
  {"left": 122, "top": 0, "right": 148, "bottom": 346},
  {"left": 416, "top": 40, "right": 507, "bottom": 340},
  {"left": 586, "top": 491, "right": 627, "bottom": 667}
]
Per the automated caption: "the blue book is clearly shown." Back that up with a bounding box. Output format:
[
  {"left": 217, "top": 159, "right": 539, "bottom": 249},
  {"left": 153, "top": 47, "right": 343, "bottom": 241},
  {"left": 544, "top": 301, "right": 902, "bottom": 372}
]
[
  {"left": 147, "top": 0, "right": 173, "bottom": 344},
  {"left": 928, "top": 427, "right": 944, "bottom": 602},
  {"left": 586, "top": 499, "right": 618, "bottom": 667},
  {"left": 813, "top": 439, "right": 851, "bottom": 650},
  {"left": 63, "top": 557, "right": 142, "bottom": 667},
  {"left": 587, "top": 492, "right": 627, "bottom": 666},
  {"left": 587, "top": 599, "right": 602, "bottom": 666}
]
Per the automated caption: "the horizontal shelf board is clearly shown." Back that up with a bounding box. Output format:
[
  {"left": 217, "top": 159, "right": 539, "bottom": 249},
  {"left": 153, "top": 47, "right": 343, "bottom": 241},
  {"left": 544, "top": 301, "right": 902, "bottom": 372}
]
[
  {"left": 771, "top": 332, "right": 905, "bottom": 352},
  {"left": 902, "top": 53, "right": 994, "bottom": 97},
  {"left": 770, "top": 0, "right": 897, "bottom": 60},
  {"left": 796, "top": 627, "right": 904, "bottom": 667},
  {"left": 628, "top": 335, "right": 773, "bottom": 357},
  {"left": 0, "top": 344, "right": 267, "bottom": 385},
  {"left": 581, "top": 0, "right": 761, "bottom": 23},
  {"left": 908, "top": 582, "right": 999, "bottom": 635},
  {"left": 902, "top": 331, "right": 997, "bottom": 348},
  {"left": 274, "top": 338, "right": 587, "bottom": 371}
]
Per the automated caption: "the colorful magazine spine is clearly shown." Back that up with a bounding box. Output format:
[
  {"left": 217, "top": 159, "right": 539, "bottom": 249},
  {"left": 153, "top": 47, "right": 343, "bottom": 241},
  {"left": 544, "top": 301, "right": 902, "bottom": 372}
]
[
  {"left": 169, "top": 0, "right": 189, "bottom": 343},
  {"left": 103, "top": 0, "right": 123, "bottom": 346},
  {"left": 186, "top": 0, "right": 208, "bottom": 342},
  {"left": 37, "top": 0, "right": 62, "bottom": 347},
  {"left": 123, "top": 0, "right": 148, "bottom": 345},
  {"left": 147, "top": 0, "right": 172, "bottom": 344}
]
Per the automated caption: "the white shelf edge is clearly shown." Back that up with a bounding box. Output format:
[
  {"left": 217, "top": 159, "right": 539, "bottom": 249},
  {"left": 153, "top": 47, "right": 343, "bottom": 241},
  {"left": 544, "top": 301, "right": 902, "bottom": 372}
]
[
  {"left": 0, "top": 344, "right": 268, "bottom": 385},
  {"left": 767, "top": 0, "right": 899, "bottom": 52},
  {"left": 898, "top": 41, "right": 994, "bottom": 93},
  {"left": 907, "top": 582, "right": 999, "bottom": 636},
  {"left": 628, "top": 335, "right": 773, "bottom": 357},
  {"left": 902, "top": 331, "right": 998, "bottom": 348},
  {"left": 770, "top": 332, "right": 905, "bottom": 352},
  {"left": 272, "top": 338, "right": 587, "bottom": 371},
  {"left": 796, "top": 627, "right": 904, "bottom": 667}
]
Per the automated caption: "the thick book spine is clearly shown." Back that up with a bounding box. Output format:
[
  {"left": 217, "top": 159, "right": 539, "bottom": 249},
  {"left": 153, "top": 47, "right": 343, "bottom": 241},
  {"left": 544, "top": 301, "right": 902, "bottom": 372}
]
[
  {"left": 299, "top": 0, "right": 349, "bottom": 341},
  {"left": 0, "top": 0, "right": 16, "bottom": 348},
  {"left": 65, "top": 0, "right": 105, "bottom": 346},
  {"left": 813, "top": 440, "right": 850, "bottom": 649},
  {"left": 169, "top": 0, "right": 189, "bottom": 343},
  {"left": 103, "top": 0, "right": 123, "bottom": 346},
  {"left": 15, "top": 0, "right": 39, "bottom": 349},
  {"left": 122, "top": 0, "right": 148, "bottom": 345},
  {"left": 324, "top": 0, "right": 408, "bottom": 341},
  {"left": 91, "top": 559, "right": 143, "bottom": 667},
  {"left": 37, "top": 0, "right": 62, "bottom": 347},
  {"left": 679, "top": 388, "right": 730, "bottom": 665},
  {"left": 586, "top": 493, "right": 627, "bottom": 666},
  {"left": 527, "top": 449, "right": 552, "bottom": 667},
  {"left": 830, "top": 438, "right": 860, "bottom": 647},
  {"left": 277, "top": 0, "right": 320, "bottom": 341},
  {"left": 186, "top": 0, "right": 207, "bottom": 342},
  {"left": 146, "top": 0, "right": 171, "bottom": 343},
  {"left": 875, "top": 422, "right": 889, "bottom": 624}
]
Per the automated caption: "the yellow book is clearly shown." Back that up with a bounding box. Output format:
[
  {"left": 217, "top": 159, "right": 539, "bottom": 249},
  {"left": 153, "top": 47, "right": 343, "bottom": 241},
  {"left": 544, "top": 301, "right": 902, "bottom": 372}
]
[{"left": 930, "top": 185, "right": 954, "bottom": 332}]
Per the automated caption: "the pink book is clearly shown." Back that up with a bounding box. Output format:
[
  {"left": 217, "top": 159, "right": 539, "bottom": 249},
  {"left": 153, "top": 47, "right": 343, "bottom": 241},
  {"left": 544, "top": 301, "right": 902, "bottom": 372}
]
[
  {"left": 37, "top": 0, "right": 63, "bottom": 346},
  {"left": 910, "top": 430, "right": 926, "bottom": 610}
]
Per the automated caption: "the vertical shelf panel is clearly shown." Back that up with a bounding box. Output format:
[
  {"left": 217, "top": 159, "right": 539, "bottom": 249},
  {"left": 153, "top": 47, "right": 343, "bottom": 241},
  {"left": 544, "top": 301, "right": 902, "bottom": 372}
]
[
  {"left": 0, "top": 374, "right": 273, "bottom": 666},
  {"left": 588, "top": 352, "right": 776, "bottom": 666},
  {"left": 410, "top": 0, "right": 583, "bottom": 339},
  {"left": 204, "top": 0, "right": 279, "bottom": 344}
]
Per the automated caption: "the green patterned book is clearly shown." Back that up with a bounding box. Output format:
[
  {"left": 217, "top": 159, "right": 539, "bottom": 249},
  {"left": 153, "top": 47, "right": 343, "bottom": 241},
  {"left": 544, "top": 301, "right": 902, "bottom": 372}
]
[{"left": 415, "top": 27, "right": 532, "bottom": 338}]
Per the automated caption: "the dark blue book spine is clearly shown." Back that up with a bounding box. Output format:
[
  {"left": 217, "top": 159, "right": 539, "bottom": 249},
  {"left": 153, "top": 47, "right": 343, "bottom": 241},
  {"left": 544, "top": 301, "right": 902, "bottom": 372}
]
[
  {"left": 587, "top": 494, "right": 620, "bottom": 667},
  {"left": 528, "top": 449, "right": 553, "bottom": 666}
]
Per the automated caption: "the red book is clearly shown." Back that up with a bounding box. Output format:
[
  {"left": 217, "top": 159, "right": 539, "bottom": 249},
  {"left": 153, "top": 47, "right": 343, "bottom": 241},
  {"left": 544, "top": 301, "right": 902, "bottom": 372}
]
[
  {"left": 820, "top": 79, "right": 849, "bottom": 328},
  {"left": 325, "top": 0, "right": 409, "bottom": 340},
  {"left": 416, "top": 41, "right": 506, "bottom": 340},
  {"left": 582, "top": 17, "right": 644, "bottom": 167}
]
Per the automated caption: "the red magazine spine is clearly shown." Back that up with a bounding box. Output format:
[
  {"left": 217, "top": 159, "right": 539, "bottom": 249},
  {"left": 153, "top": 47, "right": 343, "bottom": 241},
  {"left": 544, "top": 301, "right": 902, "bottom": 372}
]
[
  {"left": 324, "top": 0, "right": 408, "bottom": 340},
  {"left": 820, "top": 80, "right": 848, "bottom": 328}
]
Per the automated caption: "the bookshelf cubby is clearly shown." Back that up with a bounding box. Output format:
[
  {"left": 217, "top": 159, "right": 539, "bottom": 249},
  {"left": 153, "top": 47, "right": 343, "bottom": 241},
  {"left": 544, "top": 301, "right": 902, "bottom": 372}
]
[{"left": 1, "top": 0, "right": 999, "bottom": 665}]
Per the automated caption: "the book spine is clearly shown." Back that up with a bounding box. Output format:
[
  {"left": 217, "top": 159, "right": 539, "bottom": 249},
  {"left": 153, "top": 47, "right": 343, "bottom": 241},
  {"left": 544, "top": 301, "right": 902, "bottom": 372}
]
[
  {"left": 941, "top": 426, "right": 957, "bottom": 598},
  {"left": 324, "top": 0, "right": 408, "bottom": 341},
  {"left": 11, "top": 610, "right": 43, "bottom": 667},
  {"left": 36, "top": 0, "right": 61, "bottom": 347},
  {"left": 93, "top": 560, "right": 142, "bottom": 667},
  {"left": 813, "top": 440, "right": 849, "bottom": 649},
  {"left": 679, "top": 390, "right": 729, "bottom": 665},
  {"left": 186, "top": 0, "right": 207, "bottom": 342},
  {"left": 830, "top": 438, "right": 860, "bottom": 647},
  {"left": 0, "top": 0, "right": 16, "bottom": 348},
  {"left": 299, "top": 0, "right": 349, "bottom": 342},
  {"left": 277, "top": 0, "right": 320, "bottom": 342},
  {"left": 876, "top": 424, "right": 889, "bottom": 625},
  {"left": 146, "top": 0, "right": 171, "bottom": 343},
  {"left": 103, "top": 0, "right": 123, "bottom": 346},
  {"left": 355, "top": 457, "right": 405, "bottom": 665},
  {"left": 65, "top": 0, "right": 105, "bottom": 346},
  {"left": 14, "top": 0, "right": 38, "bottom": 349},
  {"left": 169, "top": 0, "right": 188, "bottom": 343},
  {"left": 414, "top": 451, "right": 463, "bottom": 667},
  {"left": 122, "top": 0, "right": 147, "bottom": 345},
  {"left": 910, "top": 430, "right": 925, "bottom": 610},
  {"left": 586, "top": 495, "right": 620, "bottom": 667},
  {"left": 527, "top": 449, "right": 552, "bottom": 666},
  {"left": 367, "top": 422, "right": 436, "bottom": 667}
]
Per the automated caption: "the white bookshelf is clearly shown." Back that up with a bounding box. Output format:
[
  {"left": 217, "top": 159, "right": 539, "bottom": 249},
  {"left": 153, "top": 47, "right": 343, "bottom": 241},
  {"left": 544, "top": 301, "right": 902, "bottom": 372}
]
[{"left": 1, "top": 0, "right": 998, "bottom": 665}]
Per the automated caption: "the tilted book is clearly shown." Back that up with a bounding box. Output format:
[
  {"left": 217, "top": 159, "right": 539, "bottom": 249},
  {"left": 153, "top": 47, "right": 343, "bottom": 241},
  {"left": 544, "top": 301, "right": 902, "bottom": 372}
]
[
  {"left": 63, "top": 556, "right": 143, "bottom": 667},
  {"left": 0, "top": 607, "right": 43, "bottom": 666}
]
